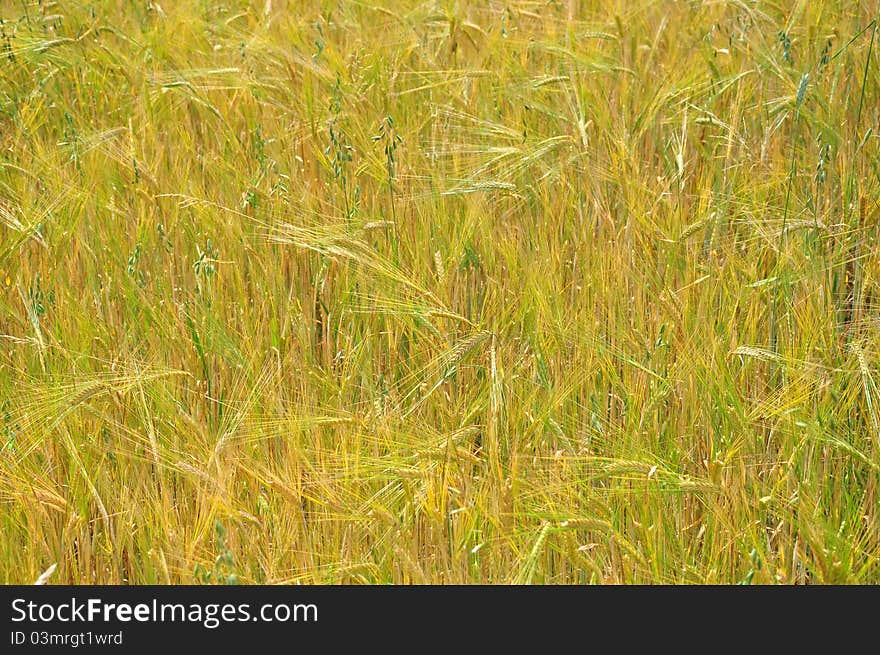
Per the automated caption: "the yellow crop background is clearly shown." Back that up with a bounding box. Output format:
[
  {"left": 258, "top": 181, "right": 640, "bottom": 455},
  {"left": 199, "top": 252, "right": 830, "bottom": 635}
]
[{"left": 0, "top": 0, "right": 879, "bottom": 584}]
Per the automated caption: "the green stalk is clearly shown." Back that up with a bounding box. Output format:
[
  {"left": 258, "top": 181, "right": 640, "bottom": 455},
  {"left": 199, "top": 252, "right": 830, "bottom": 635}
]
[{"left": 770, "top": 73, "right": 809, "bottom": 358}]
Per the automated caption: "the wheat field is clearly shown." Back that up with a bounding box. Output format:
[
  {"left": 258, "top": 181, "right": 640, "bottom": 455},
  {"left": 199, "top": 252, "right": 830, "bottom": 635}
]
[{"left": 0, "top": 0, "right": 878, "bottom": 584}]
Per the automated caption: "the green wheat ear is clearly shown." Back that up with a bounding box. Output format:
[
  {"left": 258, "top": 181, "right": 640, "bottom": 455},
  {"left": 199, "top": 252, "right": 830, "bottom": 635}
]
[{"left": 796, "top": 73, "right": 809, "bottom": 107}]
